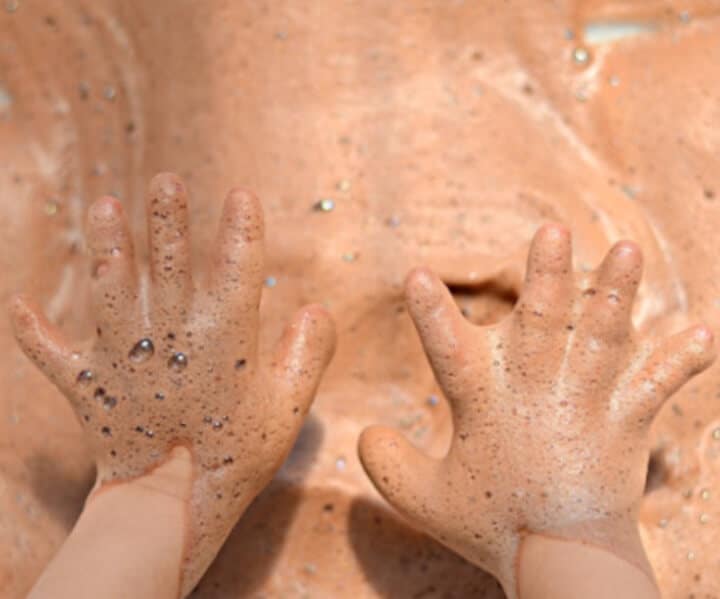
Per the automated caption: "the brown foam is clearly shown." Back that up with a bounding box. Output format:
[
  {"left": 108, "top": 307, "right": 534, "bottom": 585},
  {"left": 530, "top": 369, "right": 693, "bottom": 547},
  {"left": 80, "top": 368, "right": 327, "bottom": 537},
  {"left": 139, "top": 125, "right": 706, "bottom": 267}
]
[{"left": 2, "top": 1, "right": 720, "bottom": 597}]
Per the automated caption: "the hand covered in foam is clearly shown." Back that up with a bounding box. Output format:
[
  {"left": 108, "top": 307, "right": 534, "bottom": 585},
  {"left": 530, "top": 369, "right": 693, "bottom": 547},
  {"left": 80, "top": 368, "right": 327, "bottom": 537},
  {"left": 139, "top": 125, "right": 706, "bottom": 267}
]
[
  {"left": 10, "top": 173, "right": 336, "bottom": 594},
  {"left": 359, "top": 224, "right": 714, "bottom": 595}
]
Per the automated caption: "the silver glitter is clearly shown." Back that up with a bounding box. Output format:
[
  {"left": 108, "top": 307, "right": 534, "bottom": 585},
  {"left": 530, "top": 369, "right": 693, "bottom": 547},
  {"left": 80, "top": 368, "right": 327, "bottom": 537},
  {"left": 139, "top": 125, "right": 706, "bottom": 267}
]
[
  {"left": 621, "top": 185, "right": 637, "bottom": 199},
  {"left": 264, "top": 276, "right": 278, "bottom": 288},
  {"left": 335, "top": 457, "right": 346, "bottom": 471},
  {"left": 427, "top": 395, "right": 439, "bottom": 407},
  {"left": 0, "top": 86, "right": 12, "bottom": 111},
  {"left": 572, "top": 47, "right": 590, "bottom": 64},
  {"left": 44, "top": 200, "right": 60, "bottom": 216},
  {"left": 386, "top": 215, "right": 401, "bottom": 228},
  {"left": 313, "top": 198, "right": 335, "bottom": 212}
]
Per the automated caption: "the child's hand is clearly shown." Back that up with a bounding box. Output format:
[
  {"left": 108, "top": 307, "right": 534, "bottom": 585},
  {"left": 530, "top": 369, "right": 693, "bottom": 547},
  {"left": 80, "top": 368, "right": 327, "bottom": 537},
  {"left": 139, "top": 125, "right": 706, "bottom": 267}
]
[
  {"left": 359, "top": 224, "right": 714, "bottom": 593},
  {"left": 10, "top": 173, "right": 336, "bottom": 594}
]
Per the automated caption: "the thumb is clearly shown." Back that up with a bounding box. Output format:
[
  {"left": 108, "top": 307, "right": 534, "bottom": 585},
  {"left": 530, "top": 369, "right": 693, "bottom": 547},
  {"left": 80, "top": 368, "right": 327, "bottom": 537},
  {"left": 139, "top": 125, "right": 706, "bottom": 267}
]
[
  {"left": 359, "top": 425, "right": 441, "bottom": 528},
  {"left": 9, "top": 294, "right": 83, "bottom": 401}
]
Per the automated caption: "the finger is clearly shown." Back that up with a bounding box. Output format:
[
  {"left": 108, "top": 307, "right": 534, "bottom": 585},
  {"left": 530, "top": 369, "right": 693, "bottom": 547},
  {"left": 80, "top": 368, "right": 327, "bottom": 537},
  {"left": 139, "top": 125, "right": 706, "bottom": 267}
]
[
  {"left": 625, "top": 325, "right": 715, "bottom": 423},
  {"left": 405, "top": 267, "right": 473, "bottom": 394},
  {"left": 86, "top": 196, "right": 139, "bottom": 332},
  {"left": 359, "top": 426, "right": 442, "bottom": 529},
  {"left": 271, "top": 304, "right": 336, "bottom": 420},
  {"left": 9, "top": 295, "right": 88, "bottom": 406},
  {"left": 516, "top": 223, "right": 573, "bottom": 327},
  {"left": 580, "top": 241, "right": 642, "bottom": 343},
  {"left": 208, "top": 188, "right": 265, "bottom": 318},
  {"left": 146, "top": 173, "right": 193, "bottom": 317}
]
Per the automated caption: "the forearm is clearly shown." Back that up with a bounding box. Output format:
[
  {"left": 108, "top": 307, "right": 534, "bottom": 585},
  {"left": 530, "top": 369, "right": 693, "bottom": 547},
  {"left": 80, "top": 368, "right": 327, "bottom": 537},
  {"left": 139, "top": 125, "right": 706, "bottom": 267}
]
[
  {"left": 516, "top": 534, "right": 660, "bottom": 599},
  {"left": 28, "top": 447, "right": 193, "bottom": 599}
]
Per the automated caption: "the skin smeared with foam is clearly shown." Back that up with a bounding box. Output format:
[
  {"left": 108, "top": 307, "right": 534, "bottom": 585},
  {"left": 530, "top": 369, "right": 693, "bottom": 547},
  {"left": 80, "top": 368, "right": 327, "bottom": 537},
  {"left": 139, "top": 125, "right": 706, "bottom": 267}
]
[
  {"left": 359, "top": 224, "right": 715, "bottom": 598},
  {"left": 10, "top": 173, "right": 337, "bottom": 596}
]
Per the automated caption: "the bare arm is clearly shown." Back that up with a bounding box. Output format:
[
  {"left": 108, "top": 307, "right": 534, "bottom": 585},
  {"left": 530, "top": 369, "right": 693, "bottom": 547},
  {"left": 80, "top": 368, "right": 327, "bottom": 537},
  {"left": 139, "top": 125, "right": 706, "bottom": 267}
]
[
  {"left": 28, "top": 448, "right": 192, "bottom": 599},
  {"left": 517, "top": 534, "right": 659, "bottom": 599}
]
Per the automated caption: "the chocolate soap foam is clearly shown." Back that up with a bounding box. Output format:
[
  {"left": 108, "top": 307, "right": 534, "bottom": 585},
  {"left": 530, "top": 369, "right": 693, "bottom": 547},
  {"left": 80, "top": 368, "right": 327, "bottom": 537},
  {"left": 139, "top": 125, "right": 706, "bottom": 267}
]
[{"left": 1, "top": 1, "right": 720, "bottom": 597}]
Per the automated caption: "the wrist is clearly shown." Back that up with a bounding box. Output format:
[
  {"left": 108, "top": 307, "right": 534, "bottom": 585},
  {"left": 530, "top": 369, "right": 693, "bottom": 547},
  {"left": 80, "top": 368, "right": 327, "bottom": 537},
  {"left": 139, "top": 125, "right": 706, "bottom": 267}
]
[
  {"left": 87, "top": 445, "right": 194, "bottom": 507},
  {"left": 515, "top": 533, "right": 659, "bottom": 599},
  {"left": 29, "top": 447, "right": 194, "bottom": 599}
]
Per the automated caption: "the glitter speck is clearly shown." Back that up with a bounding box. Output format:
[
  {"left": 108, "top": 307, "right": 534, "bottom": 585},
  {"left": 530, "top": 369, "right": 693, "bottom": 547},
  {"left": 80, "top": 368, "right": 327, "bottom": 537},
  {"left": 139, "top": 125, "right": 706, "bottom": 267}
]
[
  {"left": 0, "top": 86, "right": 12, "bottom": 112},
  {"left": 44, "top": 200, "right": 60, "bottom": 216},
  {"left": 386, "top": 215, "right": 401, "bottom": 228},
  {"left": 5, "top": 0, "right": 18, "bottom": 13},
  {"left": 335, "top": 457, "right": 346, "bottom": 471},
  {"left": 572, "top": 47, "right": 590, "bottom": 64},
  {"left": 621, "top": 185, "right": 637, "bottom": 199},
  {"left": 103, "top": 85, "right": 117, "bottom": 101},
  {"left": 679, "top": 11, "right": 691, "bottom": 23},
  {"left": 657, "top": 519, "right": 668, "bottom": 529},
  {"left": 687, "top": 551, "right": 696, "bottom": 561},
  {"left": 264, "top": 276, "right": 278, "bottom": 288},
  {"left": 609, "top": 75, "right": 621, "bottom": 87},
  {"left": 212, "top": 420, "right": 223, "bottom": 430},
  {"left": 103, "top": 396, "right": 117, "bottom": 411},
  {"left": 337, "top": 180, "right": 351, "bottom": 192},
  {"left": 713, "top": 427, "right": 720, "bottom": 441},
  {"left": 700, "top": 488, "right": 711, "bottom": 501},
  {"left": 342, "top": 252, "right": 357, "bottom": 263},
  {"left": 313, "top": 198, "right": 335, "bottom": 212},
  {"left": 699, "top": 513, "right": 710, "bottom": 524},
  {"left": 427, "top": 395, "right": 439, "bottom": 407}
]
